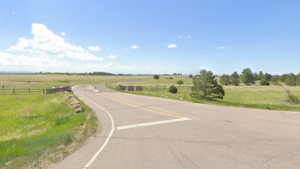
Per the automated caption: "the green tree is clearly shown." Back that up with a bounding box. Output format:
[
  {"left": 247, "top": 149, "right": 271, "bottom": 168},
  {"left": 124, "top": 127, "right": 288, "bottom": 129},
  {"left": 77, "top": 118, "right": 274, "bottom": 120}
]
[
  {"left": 284, "top": 73, "right": 296, "bottom": 86},
  {"left": 280, "top": 74, "right": 288, "bottom": 82},
  {"left": 297, "top": 73, "right": 300, "bottom": 86},
  {"left": 189, "top": 74, "right": 193, "bottom": 78},
  {"left": 240, "top": 68, "right": 255, "bottom": 85},
  {"left": 262, "top": 73, "right": 272, "bottom": 81},
  {"left": 153, "top": 75, "right": 159, "bottom": 80},
  {"left": 219, "top": 74, "right": 231, "bottom": 85},
  {"left": 176, "top": 80, "right": 184, "bottom": 85},
  {"left": 190, "top": 69, "right": 225, "bottom": 100},
  {"left": 231, "top": 71, "right": 240, "bottom": 86},
  {"left": 271, "top": 75, "right": 280, "bottom": 82},
  {"left": 253, "top": 73, "right": 258, "bottom": 80},
  {"left": 258, "top": 71, "right": 263, "bottom": 80}
]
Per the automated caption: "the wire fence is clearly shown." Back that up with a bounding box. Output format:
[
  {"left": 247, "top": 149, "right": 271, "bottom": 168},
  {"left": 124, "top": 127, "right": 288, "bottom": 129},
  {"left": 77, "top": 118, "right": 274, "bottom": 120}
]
[
  {"left": 146, "top": 86, "right": 192, "bottom": 90},
  {"left": 0, "top": 88, "right": 45, "bottom": 95}
]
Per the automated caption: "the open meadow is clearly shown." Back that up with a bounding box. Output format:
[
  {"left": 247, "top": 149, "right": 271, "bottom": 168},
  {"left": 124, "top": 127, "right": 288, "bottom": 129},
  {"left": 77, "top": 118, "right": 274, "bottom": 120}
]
[
  {"left": 1, "top": 74, "right": 300, "bottom": 168},
  {"left": 0, "top": 74, "right": 151, "bottom": 169},
  {"left": 117, "top": 76, "right": 300, "bottom": 111}
]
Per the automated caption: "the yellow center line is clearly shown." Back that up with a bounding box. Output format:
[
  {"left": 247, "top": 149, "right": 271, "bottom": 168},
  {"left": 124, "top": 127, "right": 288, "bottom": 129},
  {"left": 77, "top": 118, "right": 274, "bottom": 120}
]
[
  {"left": 98, "top": 94, "right": 188, "bottom": 119},
  {"left": 99, "top": 93, "right": 201, "bottom": 121}
]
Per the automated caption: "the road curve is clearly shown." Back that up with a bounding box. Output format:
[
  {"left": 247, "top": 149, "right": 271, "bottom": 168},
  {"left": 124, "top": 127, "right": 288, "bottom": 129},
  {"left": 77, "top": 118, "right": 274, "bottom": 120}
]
[{"left": 52, "top": 84, "right": 300, "bottom": 169}]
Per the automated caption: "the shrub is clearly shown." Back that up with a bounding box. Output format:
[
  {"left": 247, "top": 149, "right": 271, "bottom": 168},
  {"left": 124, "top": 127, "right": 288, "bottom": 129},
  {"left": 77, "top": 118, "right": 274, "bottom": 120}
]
[
  {"left": 169, "top": 85, "right": 177, "bottom": 94},
  {"left": 153, "top": 75, "right": 159, "bottom": 80},
  {"left": 189, "top": 74, "right": 193, "bottom": 78},
  {"left": 260, "top": 79, "right": 270, "bottom": 86},
  {"left": 170, "top": 77, "right": 173, "bottom": 79},
  {"left": 176, "top": 80, "right": 184, "bottom": 85}
]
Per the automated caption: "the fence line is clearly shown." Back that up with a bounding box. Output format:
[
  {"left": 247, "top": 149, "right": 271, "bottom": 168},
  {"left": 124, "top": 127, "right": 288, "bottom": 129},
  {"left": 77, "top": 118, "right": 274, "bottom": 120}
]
[
  {"left": 146, "top": 86, "right": 192, "bottom": 90},
  {"left": 0, "top": 88, "right": 44, "bottom": 95}
]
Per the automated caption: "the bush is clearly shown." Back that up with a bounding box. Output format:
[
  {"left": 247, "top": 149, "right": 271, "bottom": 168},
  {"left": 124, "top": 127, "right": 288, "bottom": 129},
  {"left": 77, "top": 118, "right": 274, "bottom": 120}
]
[
  {"left": 189, "top": 74, "right": 193, "bottom": 78},
  {"left": 176, "top": 80, "right": 184, "bottom": 85},
  {"left": 170, "top": 77, "right": 173, "bottom": 79},
  {"left": 153, "top": 75, "right": 159, "bottom": 80},
  {"left": 260, "top": 79, "right": 270, "bottom": 86},
  {"left": 169, "top": 85, "right": 177, "bottom": 94}
]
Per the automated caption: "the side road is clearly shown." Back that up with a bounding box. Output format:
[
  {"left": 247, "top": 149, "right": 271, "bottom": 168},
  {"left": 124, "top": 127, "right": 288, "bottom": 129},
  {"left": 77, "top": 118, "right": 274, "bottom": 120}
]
[{"left": 53, "top": 84, "right": 300, "bottom": 169}]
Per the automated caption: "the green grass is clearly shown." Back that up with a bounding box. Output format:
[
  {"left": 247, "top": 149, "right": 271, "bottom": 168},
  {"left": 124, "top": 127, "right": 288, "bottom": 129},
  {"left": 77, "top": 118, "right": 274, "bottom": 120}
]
[
  {"left": 0, "top": 74, "right": 153, "bottom": 89},
  {"left": 0, "top": 74, "right": 155, "bottom": 168},
  {"left": 0, "top": 92, "right": 98, "bottom": 168},
  {"left": 108, "top": 79, "right": 300, "bottom": 111}
]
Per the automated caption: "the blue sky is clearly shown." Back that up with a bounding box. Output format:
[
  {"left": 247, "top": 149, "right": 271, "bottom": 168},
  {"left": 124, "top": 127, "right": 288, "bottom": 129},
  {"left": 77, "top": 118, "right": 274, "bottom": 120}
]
[{"left": 1, "top": 0, "right": 300, "bottom": 75}]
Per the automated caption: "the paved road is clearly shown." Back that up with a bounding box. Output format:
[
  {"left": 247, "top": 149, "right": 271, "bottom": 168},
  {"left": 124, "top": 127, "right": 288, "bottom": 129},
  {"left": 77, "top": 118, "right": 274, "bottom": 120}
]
[{"left": 52, "top": 84, "right": 300, "bottom": 169}]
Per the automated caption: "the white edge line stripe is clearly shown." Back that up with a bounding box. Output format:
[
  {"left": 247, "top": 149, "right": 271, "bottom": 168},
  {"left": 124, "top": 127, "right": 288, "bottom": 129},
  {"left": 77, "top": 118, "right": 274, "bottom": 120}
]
[
  {"left": 84, "top": 127, "right": 115, "bottom": 168},
  {"left": 77, "top": 86, "right": 115, "bottom": 169},
  {"left": 117, "top": 118, "right": 191, "bottom": 130}
]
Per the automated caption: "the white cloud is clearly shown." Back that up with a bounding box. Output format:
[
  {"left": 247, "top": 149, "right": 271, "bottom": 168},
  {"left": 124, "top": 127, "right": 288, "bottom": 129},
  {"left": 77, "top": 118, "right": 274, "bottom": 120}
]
[
  {"left": 88, "top": 46, "right": 101, "bottom": 51},
  {"left": 7, "top": 38, "right": 30, "bottom": 52},
  {"left": 131, "top": 45, "right": 139, "bottom": 49},
  {"left": 187, "top": 35, "right": 191, "bottom": 38},
  {"left": 0, "top": 51, "right": 69, "bottom": 68},
  {"left": 12, "top": 12, "right": 15, "bottom": 15},
  {"left": 108, "top": 55, "right": 117, "bottom": 59},
  {"left": 178, "top": 36, "right": 181, "bottom": 38},
  {"left": 6, "top": 23, "right": 102, "bottom": 61},
  {"left": 60, "top": 32, "right": 66, "bottom": 36},
  {"left": 168, "top": 44, "right": 177, "bottom": 48},
  {"left": 65, "top": 51, "right": 103, "bottom": 61},
  {"left": 218, "top": 46, "right": 226, "bottom": 50}
]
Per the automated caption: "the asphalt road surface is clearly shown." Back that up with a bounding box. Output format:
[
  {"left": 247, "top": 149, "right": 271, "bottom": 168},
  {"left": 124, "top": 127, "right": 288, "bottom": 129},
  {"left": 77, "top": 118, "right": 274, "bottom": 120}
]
[{"left": 52, "top": 84, "right": 300, "bottom": 169}]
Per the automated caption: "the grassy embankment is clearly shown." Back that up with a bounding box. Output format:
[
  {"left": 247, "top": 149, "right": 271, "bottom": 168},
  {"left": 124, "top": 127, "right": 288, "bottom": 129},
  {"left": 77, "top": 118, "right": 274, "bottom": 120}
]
[
  {"left": 110, "top": 75, "right": 300, "bottom": 111},
  {"left": 0, "top": 92, "right": 98, "bottom": 169},
  {"left": 0, "top": 74, "right": 151, "bottom": 168}
]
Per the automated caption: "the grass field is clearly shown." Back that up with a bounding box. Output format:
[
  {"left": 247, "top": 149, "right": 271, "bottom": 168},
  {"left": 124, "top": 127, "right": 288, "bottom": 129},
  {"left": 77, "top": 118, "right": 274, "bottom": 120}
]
[
  {"left": 0, "top": 74, "right": 153, "bottom": 168},
  {"left": 0, "top": 74, "right": 152, "bottom": 89},
  {"left": 0, "top": 92, "right": 98, "bottom": 169},
  {"left": 112, "top": 76, "right": 300, "bottom": 111}
]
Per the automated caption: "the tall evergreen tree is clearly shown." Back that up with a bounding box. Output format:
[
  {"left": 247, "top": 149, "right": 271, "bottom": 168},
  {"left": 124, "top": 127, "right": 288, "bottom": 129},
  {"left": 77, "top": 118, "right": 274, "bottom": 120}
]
[
  {"left": 219, "top": 74, "right": 231, "bottom": 85},
  {"left": 190, "top": 69, "right": 225, "bottom": 100},
  {"left": 241, "top": 68, "right": 255, "bottom": 85},
  {"left": 231, "top": 71, "right": 240, "bottom": 86}
]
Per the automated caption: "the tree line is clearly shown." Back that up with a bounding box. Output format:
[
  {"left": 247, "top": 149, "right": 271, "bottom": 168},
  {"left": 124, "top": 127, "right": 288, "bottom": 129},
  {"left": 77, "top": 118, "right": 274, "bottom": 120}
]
[{"left": 219, "top": 68, "right": 300, "bottom": 86}]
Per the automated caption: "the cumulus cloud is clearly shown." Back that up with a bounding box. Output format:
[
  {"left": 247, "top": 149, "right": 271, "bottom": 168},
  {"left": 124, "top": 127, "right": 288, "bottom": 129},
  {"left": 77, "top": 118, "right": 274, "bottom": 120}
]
[
  {"left": 178, "top": 36, "right": 181, "bottom": 38},
  {"left": 108, "top": 55, "right": 117, "bottom": 59},
  {"left": 12, "top": 12, "right": 15, "bottom": 15},
  {"left": 0, "top": 51, "right": 69, "bottom": 68},
  {"left": 187, "top": 35, "right": 191, "bottom": 38},
  {"left": 131, "top": 45, "right": 139, "bottom": 49},
  {"left": 60, "top": 32, "right": 66, "bottom": 36},
  {"left": 168, "top": 44, "right": 177, "bottom": 48},
  {"left": 7, "top": 23, "right": 102, "bottom": 61},
  {"left": 218, "top": 46, "right": 226, "bottom": 50},
  {"left": 88, "top": 46, "right": 101, "bottom": 51}
]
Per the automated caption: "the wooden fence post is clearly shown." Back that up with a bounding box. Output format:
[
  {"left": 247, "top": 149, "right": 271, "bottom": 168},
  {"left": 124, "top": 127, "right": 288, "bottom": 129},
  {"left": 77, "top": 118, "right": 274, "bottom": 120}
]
[
  {"left": 43, "top": 89, "right": 45, "bottom": 94},
  {"left": 29, "top": 88, "right": 30, "bottom": 94}
]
